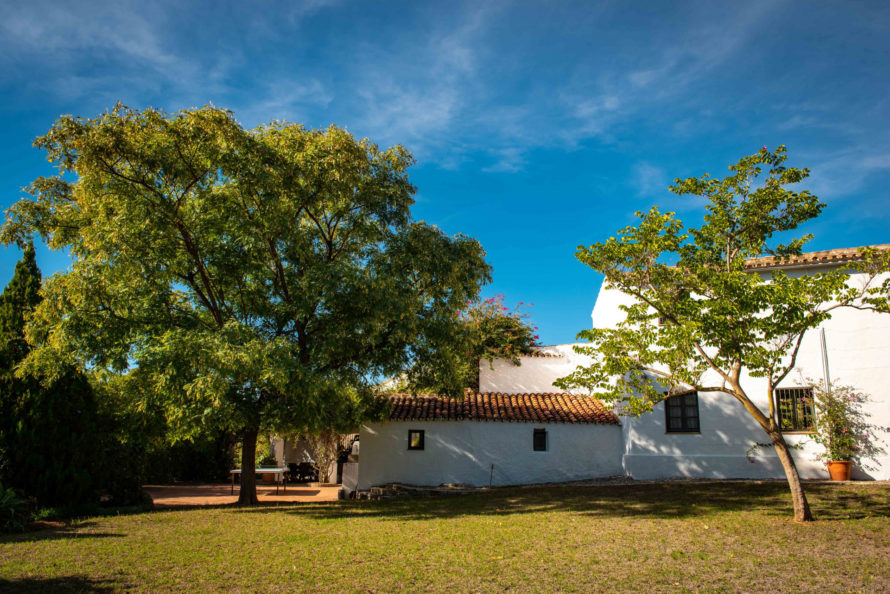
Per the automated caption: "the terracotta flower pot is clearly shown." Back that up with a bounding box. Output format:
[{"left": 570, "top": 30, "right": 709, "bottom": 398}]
[{"left": 826, "top": 460, "right": 852, "bottom": 481}]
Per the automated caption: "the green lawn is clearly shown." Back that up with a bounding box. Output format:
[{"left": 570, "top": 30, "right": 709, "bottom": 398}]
[{"left": 1, "top": 481, "right": 889, "bottom": 592}]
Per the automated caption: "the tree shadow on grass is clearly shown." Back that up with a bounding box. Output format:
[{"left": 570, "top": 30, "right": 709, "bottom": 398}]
[
  {"left": 0, "top": 575, "right": 123, "bottom": 592},
  {"left": 230, "top": 480, "right": 890, "bottom": 522},
  {"left": 0, "top": 520, "right": 125, "bottom": 544}
]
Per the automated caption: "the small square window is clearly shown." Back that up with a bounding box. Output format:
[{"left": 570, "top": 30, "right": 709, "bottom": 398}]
[
  {"left": 533, "top": 428, "right": 547, "bottom": 451},
  {"left": 775, "top": 387, "right": 815, "bottom": 432},
  {"left": 408, "top": 430, "right": 425, "bottom": 450},
  {"left": 665, "top": 391, "right": 700, "bottom": 433}
]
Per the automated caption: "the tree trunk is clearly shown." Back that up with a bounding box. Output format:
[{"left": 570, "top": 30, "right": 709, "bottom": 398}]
[
  {"left": 769, "top": 429, "right": 813, "bottom": 522},
  {"left": 237, "top": 427, "right": 259, "bottom": 505}
]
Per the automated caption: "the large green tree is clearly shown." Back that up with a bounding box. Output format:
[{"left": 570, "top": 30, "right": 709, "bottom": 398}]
[
  {"left": 556, "top": 147, "right": 890, "bottom": 522},
  {"left": 0, "top": 243, "right": 101, "bottom": 506},
  {"left": 1, "top": 105, "right": 490, "bottom": 504}
]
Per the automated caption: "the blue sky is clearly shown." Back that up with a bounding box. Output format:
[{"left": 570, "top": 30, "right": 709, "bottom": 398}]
[{"left": 1, "top": 1, "right": 889, "bottom": 344}]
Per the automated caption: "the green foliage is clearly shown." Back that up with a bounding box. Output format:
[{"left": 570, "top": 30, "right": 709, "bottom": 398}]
[
  {"left": 257, "top": 453, "right": 278, "bottom": 467},
  {"left": 0, "top": 244, "right": 107, "bottom": 507},
  {"left": 142, "top": 431, "right": 235, "bottom": 483},
  {"left": 555, "top": 146, "right": 890, "bottom": 520},
  {"left": 1, "top": 105, "right": 490, "bottom": 502},
  {"left": 0, "top": 483, "right": 28, "bottom": 532},
  {"left": 465, "top": 295, "right": 540, "bottom": 366},
  {"left": 1, "top": 370, "right": 101, "bottom": 506},
  {"left": 401, "top": 295, "right": 540, "bottom": 392},
  {"left": 808, "top": 381, "right": 887, "bottom": 465},
  {"left": 556, "top": 146, "right": 890, "bottom": 420}
]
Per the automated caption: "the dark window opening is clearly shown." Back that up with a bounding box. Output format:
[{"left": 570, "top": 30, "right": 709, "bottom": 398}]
[
  {"left": 408, "top": 430, "right": 425, "bottom": 450},
  {"left": 665, "top": 391, "right": 700, "bottom": 433},
  {"left": 775, "top": 387, "right": 815, "bottom": 432},
  {"left": 533, "top": 428, "right": 547, "bottom": 451}
]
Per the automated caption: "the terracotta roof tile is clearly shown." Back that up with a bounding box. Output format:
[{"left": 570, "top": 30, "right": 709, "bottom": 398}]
[
  {"left": 385, "top": 392, "right": 620, "bottom": 425},
  {"left": 744, "top": 244, "right": 890, "bottom": 271}
]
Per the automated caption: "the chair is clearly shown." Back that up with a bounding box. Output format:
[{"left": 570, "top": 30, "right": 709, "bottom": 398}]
[
  {"left": 297, "top": 462, "right": 318, "bottom": 483},
  {"left": 285, "top": 463, "right": 300, "bottom": 484}
]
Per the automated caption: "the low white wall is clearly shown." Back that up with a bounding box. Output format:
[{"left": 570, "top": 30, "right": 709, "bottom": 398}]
[
  {"left": 479, "top": 344, "right": 593, "bottom": 394},
  {"left": 341, "top": 462, "right": 359, "bottom": 495},
  {"left": 357, "top": 420, "right": 624, "bottom": 490}
]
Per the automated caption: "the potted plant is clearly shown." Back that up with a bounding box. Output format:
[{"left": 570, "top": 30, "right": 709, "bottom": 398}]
[{"left": 808, "top": 381, "right": 883, "bottom": 481}]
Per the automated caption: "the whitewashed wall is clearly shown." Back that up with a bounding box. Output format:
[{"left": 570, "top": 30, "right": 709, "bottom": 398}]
[
  {"left": 621, "top": 390, "right": 827, "bottom": 480},
  {"left": 356, "top": 420, "right": 623, "bottom": 490},
  {"left": 479, "top": 344, "right": 592, "bottom": 394},
  {"left": 356, "top": 264, "right": 890, "bottom": 488},
  {"left": 589, "top": 268, "right": 890, "bottom": 481}
]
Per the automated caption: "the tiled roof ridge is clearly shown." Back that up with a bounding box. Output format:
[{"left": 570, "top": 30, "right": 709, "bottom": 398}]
[
  {"left": 385, "top": 391, "right": 620, "bottom": 425},
  {"left": 744, "top": 244, "right": 890, "bottom": 270}
]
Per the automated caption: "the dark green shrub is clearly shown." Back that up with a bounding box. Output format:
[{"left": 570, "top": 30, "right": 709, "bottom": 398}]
[
  {"left": 0, "top": 244, "right": 105, "bottom": 507},
  {"left": 257, "top": 453, "right": 278, "bottom": 467},
  {"left": 142, "top": 432, "right": 235, "bottom": 484},
  {"left": 0, "top": 483, "right": 28, "bottom": 532},
  {"left": 1, "top": 370, "right": 103, "bottom": 506}
]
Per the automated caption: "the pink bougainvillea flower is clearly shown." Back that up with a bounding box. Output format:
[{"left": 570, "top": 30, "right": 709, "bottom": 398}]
[{"left": 533, "top": 335, "right": 539, "bottom": 339}]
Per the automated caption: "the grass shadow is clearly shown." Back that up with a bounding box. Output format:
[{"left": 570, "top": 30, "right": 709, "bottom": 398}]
[
  {"left": 0, "top": 575, "right": 123, "bottom": 592},
  {"left": 0, "top": 520, "right": 126, "bottom": 544},
  {"left": 229, "top": 480, "right": 890, "bottom": 522}
]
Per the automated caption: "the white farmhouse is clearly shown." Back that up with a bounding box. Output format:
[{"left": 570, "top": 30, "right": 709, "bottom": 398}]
[{"left": 349, "top": 245, "right": 890, "bottom": 492}]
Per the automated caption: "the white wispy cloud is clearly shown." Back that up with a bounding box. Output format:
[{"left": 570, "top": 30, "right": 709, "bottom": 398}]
[
  {"left": 803, "top": 148, "right": 890, "bottom": 201},
  {"left": 633, "top": 162, "right": 667, "bottom": 197},
  {"left": 343, "top": 4, "right": 497, "bottom": 156},
  {"left": 0, "top": 0, "right": 336, "bottom": 113},
  {"left": 482, "top": 148, "right": 526, "bottom": 173},
  {"left": 2, "top": 1, "right": 182, "bottom": 72},
  {"left": 235, "top": 80, "right": 334, "bottom": 127}
]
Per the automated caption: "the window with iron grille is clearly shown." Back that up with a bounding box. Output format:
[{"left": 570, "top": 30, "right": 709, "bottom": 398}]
[
  {"left": 533, "top": 428, "right": 547, "bottom": 451},
  {"left": 775, "top": 387, "right": 815, "bottom": 432},
  {"left": 665, "top": 391, "right": 700, "bottom": 433}
]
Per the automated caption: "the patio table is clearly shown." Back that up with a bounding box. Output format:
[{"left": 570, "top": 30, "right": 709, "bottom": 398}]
[{"left": 230, "top": 467, "right": 288, "bottom": 495}]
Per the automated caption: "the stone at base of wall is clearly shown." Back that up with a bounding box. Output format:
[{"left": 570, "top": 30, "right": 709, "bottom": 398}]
[{"left": 367, "top": 483, "right": 486, "bottom": 500}]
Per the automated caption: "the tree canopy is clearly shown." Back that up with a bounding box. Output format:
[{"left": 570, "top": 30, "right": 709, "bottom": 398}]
[
  {"left": 556, "top": 146, "right": 890, "bottom": 522},
  {"left": 2, "top": 105, "right": 491, "bottom": 503},
  {"left": 400, "top": 295, "right": 540, "bottom": 393}
]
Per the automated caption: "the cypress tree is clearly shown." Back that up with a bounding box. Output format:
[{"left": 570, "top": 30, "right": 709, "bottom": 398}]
[{"left": 0, "top": 243, "right": 100, "bottom": 505}]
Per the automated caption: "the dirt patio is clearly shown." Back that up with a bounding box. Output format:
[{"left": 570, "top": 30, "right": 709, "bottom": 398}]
[{"left": 144, "top": 483, "right": 341, "bottom": 507}]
